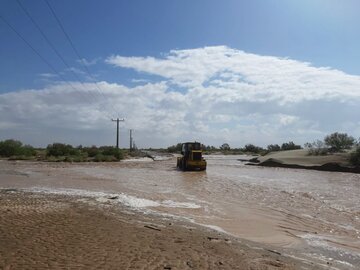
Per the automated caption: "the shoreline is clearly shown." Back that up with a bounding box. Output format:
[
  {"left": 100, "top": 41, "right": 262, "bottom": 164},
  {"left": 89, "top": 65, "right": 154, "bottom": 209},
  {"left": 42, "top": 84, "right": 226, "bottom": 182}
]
[{"left": 0, "top": 189, "right": 307, "bottom": 269}]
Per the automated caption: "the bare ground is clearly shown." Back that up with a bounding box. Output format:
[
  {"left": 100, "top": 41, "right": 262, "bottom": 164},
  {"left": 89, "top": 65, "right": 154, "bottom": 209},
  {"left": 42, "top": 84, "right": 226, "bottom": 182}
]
[{"left": 0, "top": 190, "right": 308, "bottom": 270}]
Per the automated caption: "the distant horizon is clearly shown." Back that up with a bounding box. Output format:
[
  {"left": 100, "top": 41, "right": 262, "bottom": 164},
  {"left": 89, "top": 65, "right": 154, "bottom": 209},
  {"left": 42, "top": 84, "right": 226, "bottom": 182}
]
[{"left": 1, "top": 1, "right": 360, "bottom": 148}]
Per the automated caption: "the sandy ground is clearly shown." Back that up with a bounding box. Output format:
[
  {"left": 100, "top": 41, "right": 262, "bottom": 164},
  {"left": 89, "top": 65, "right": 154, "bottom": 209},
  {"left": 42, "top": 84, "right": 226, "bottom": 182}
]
[
  {"left": 257, "top": 149, "right": 350, "bottom": 166},
  {"left": 0, "top": 189, "right": 307, "bottom": 270}
]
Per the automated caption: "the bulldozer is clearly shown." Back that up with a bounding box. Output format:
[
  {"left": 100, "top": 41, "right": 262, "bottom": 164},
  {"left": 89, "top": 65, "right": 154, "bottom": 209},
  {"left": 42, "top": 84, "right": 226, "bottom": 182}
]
[{"left": 176, "top": 142, "right": 206, "bottom": 171}]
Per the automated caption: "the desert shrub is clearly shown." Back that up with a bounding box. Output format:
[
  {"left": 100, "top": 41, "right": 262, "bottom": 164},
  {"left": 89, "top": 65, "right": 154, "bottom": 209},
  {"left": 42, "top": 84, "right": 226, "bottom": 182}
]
[
  {"left": 64, "top": 155, "right": 85, "bottom": 162},
  {"left": 267, "top": 144, "right": 281, "bottom": 152},
  {"left": 167, "top": 143, "right": 182, "bottom": 153},
  {"left": 83, "top": 146, "right": 100, "bottom": 157},
  {"left": 281, "top": 141, "right": 301, "bottom": 151},
  {"left": 324, "top": 132, "right": 355, "bottom": 152},
  {"left": 305, "top": 140, "right": 328, "bottom": 156},
  {"left": 100, "top": 146, "right": 123, "bottom": 160},
  {"left": 220, "top": 143, "right": 231, "bottom": 151},
  {"left": 8, "top": 155, "right": 34, "bottom": 160},
  {"left": 18, "top": 145, "right": 36, "bottom": 156},
  {"left": 349, "top": 147, "right": 360, "bottom": 166},
  {"left": 243, "top": 144, "right": 264, "bottom": 154},
  {"left": 0, "top": 139, "right": 36, "bottom": 157},
  {"left": 0, "top": 139, "right": 22, "bottom": 156},
  {"left": 46, "top": 143, "right": 75, "bottom": 157},
  {"left": 94, "top": 154, "right": 117, "bottom": 162}
]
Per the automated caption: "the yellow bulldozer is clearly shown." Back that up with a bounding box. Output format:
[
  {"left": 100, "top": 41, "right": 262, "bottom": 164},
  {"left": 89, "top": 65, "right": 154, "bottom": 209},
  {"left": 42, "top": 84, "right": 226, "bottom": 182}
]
[{"left": 176, "top": 142, "right": 207, "bottom": 171}]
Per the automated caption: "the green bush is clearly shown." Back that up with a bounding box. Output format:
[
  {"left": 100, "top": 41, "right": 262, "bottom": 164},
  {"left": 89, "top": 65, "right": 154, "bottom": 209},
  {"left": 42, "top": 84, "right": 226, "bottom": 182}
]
[
  {"left": 0, "top": 139, "right": 36, "bottom": 157},
  {"left": 100, "top": 146, "right": 123, "bottom": 160},
  {"left": 267, "top": 144, "right": 281, "bottom": 152},
  {"left": 83, "top": 146, "right": 100, "bottom": 157},
  {"left": 64, "top": 155, "right": 85, "bottom": 162},
  {"left": 167, "top": 143, "right": 182, "bottom": 153},
  {"left": 281, "top": 141, "right": 302, "bottom": 151},
  {"left": 0, "top": 139, "right": 22, "bottom": 156},
  {"left": 350, "top": 147, "right": 360, "bottom": 166},
  {"left": 18, "top": 145, "right": 36, "bottom": 156},
  {"left": 243, "top": 144, "right": 264, "bottom": 153},
  {"left": 46, "top": 143, "right": 75, "bottom": 157},
  {"left": 8, "top": 155, "right": 34, "bottom": 160},
  {"left": 94, "top": 154, "right": 117, "bottom": 162}
]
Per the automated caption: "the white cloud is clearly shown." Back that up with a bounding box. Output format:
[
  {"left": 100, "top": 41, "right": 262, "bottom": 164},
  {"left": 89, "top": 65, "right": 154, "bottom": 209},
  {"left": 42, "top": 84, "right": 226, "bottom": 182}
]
[
  {"left": 66, "top": 67, "right": 86, "bottom": 76},
  {"left": 77, "top": 57, "right": 101, "bottom": 66},
  {"left": 2, "top": 46, "right": 360, "bottom": 148},
  {"left": 106, "top": 46, "right": 360, "bottom": 104},
  {"left": 278, "top": 114, "right": 298, "bottom": 126}
]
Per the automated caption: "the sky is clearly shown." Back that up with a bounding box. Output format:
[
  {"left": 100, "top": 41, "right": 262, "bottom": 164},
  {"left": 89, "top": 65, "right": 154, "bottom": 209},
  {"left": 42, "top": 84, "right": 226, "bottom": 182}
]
[{"left": 1, "top": 0, "right": 360, "bottom": 148}]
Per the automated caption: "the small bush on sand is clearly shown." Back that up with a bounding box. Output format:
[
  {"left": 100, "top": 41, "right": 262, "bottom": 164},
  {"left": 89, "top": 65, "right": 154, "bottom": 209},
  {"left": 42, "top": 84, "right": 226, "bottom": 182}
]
[
  {"left": 94, "top": 154, "right": 117, "bottom": 162},
  {"left": 83, "top": 146, "right": 100, "bottom": 157},
  {"left": 100, "top": 146, "right": 123, "bottom": 160},
  {"left": 349, "top": 147, "right": 360, "bottom": 166},
  {"left": 47, "top": 143, "right": 73, "bottom": 157},
  {"left": 305, "top": 140, "right": 328, "bottom": 156}
]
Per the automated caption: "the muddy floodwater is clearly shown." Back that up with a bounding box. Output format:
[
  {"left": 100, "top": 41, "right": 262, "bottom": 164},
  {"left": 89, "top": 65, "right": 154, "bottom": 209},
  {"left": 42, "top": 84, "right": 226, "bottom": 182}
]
[{"left": 1, "top": 155, "right": 359, "bottom": 269}]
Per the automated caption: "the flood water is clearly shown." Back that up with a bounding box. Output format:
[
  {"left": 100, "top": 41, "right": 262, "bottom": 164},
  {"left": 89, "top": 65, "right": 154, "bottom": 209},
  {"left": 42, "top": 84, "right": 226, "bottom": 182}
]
[{"left": 1, "top": 155, "right": 359, "bottom": 269}]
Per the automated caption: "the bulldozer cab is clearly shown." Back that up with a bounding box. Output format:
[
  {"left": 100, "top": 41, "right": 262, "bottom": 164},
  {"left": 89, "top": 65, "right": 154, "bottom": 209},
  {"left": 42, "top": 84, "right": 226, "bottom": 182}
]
[{"left": 181, "top": 142, "right": 201, "bottom": 155}]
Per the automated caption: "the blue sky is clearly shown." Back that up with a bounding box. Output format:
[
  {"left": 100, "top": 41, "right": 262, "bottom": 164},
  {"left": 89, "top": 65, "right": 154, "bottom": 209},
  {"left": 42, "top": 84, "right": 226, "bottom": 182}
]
[{"left": 1, "top": 0, "right": 360, "bottom": 147}]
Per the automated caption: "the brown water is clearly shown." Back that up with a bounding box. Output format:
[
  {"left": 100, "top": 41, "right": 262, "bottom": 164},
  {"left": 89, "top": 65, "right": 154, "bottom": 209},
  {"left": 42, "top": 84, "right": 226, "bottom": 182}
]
[{"left": 0, "top": 156, "right": 359, "bottom": 269}]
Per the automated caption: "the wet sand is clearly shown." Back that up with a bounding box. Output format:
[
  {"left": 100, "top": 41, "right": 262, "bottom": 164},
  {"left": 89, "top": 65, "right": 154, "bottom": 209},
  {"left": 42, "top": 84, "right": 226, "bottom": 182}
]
[{"left": 0, "top": 190, "right": 301, "bottom": 270}]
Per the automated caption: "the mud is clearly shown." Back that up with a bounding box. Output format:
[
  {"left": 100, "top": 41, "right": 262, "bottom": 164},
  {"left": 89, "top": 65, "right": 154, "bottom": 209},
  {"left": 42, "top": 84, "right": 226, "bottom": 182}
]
[{"left": 0, "top": 156, "right": 359, "bottom": 269}]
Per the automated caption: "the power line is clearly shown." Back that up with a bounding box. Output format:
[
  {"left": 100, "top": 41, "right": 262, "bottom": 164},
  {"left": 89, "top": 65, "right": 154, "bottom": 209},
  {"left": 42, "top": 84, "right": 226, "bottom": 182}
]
[
  {"left": 0, "top": 14, "right": 58, "bottom": 78},
  {"left": 15, "top": 0, "right": 113, "bottom": 119},
  {"left": 0, "top": 13, "right": 112, "bottom": 119},
  {"left": 44, "top": 0, "right": 122, "bottom": 118}
]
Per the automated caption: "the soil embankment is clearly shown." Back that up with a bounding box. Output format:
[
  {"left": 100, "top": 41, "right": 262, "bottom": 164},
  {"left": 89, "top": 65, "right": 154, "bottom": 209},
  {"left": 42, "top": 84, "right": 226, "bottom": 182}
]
[{"left": 246, "top": 149, "right": 360, "bottom": 173}]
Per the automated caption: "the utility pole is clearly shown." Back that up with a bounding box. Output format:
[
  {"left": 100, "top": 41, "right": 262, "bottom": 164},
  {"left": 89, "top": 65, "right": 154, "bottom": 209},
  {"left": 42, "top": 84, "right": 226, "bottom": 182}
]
[
  {"left": 111, "top": 118, "right": 125, "bottom": 149},
  {"left": 129, "top": 129, "right": 133, "bottom": 152}
]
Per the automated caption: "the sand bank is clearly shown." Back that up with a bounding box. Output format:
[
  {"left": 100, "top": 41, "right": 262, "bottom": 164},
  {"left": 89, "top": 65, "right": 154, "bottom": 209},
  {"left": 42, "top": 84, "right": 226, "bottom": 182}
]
[{"left": 246, "top": 149, "right": 360, "bottom": 173}]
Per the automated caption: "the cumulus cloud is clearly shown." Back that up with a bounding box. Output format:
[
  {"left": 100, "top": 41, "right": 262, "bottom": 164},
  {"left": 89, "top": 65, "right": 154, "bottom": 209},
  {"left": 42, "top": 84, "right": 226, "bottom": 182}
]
[
  {"left": 2, "top": 46, "right": 360, "bottom": 147},
  {"left": 106, "top": 46, "right": 360, "bottom": 103}
]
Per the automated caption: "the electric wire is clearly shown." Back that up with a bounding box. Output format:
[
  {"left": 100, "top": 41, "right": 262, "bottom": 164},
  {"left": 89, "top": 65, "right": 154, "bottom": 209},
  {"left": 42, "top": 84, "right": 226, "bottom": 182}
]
[
  {"left": 44, "top": 0, "right": 122, "bottom": 118},
  {"left": 15, "top": 0, "right": 114, "bottom": 119},
  {"left": 0, "top": 14, "right": 58, "bottom": 79},
  {"left": 0, "top": 13, "right": 113, "bottom": 119}
]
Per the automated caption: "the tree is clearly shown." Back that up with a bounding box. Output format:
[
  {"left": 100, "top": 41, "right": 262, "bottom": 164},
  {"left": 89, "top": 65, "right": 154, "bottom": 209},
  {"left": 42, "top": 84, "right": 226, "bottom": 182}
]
[
  {"left": 167, "top": 143, "right": 182, "bottom": 153},
  {"left": 220, "top": 143, "right": 230, "bottom": 150},
  {"left": 243, "top": 144, "right": 263, "bottom": 153},
  {"left": 0, "top": 139, "right": 36, "bottom": 157},
  {"left": 267, "top": 144, "right": 281, "bottom": 152},
  {"left": 324, "top": 132, "right": 355, "bottom": 152},
  {"left": 0, "top": 139, "right": 22, "bottom": 156},
  {"left": 281, "top": 141, "right": 301, "bottom": 151}
]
